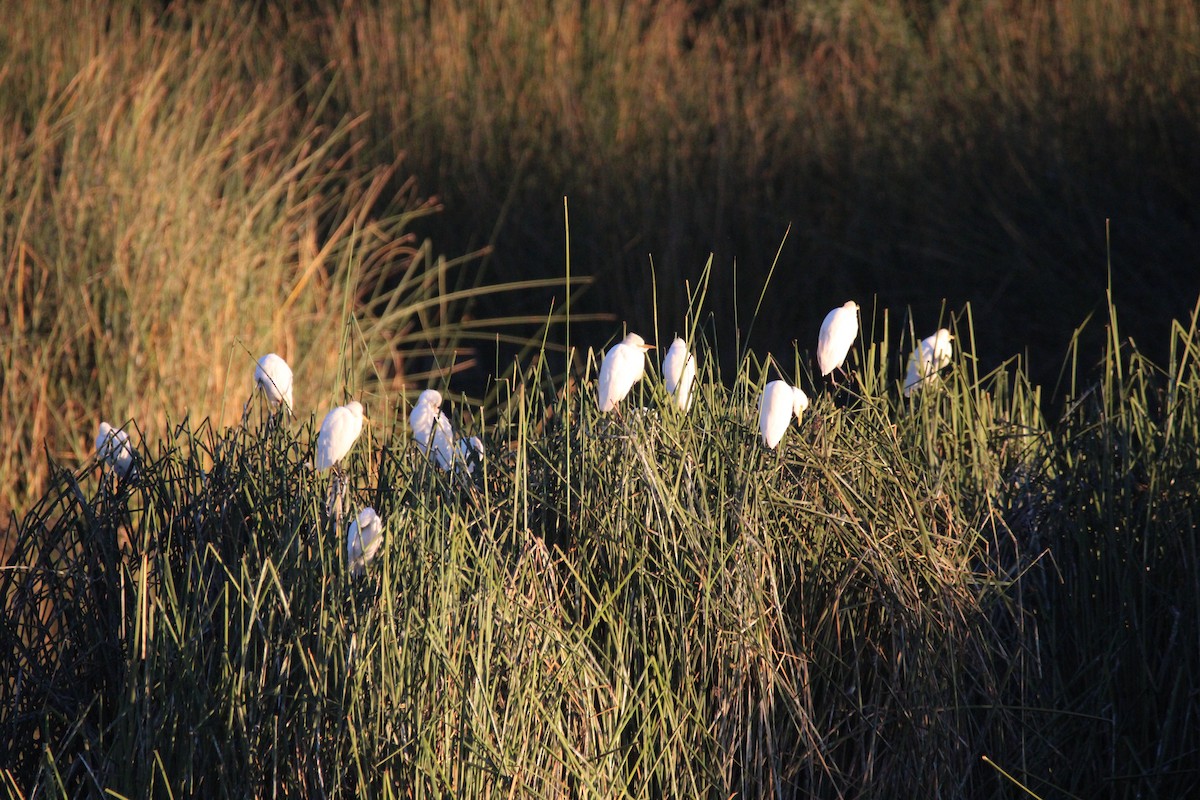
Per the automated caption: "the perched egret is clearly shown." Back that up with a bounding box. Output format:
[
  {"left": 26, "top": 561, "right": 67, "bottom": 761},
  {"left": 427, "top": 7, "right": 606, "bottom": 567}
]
[
  {"left": 817, "top": 301, "right": 860, "bottom": 377},
  {"left": 662, "top": 337, "right": 697, "bottom": 411},
  {"left": 758, "top": 380, "right": 810, "bottom": 449},
  {"left": 598, "top": 333, "right": 654, "bottom": 413},
  {"left": 316, "top": 401, "right": 364, "bottom": 471},
  {"left": 904, "top": 328, "right": 954, "bottom": 395},
  {"left": 408, "top": 389, "right": 455, "bottom": 470},
  {"left": 458, "top": 435, "right": 485, "bottom": 474},
  {"left": 254, "top": 353, "right": 294, "bottom": 413},
  {"left": 95, "top": 421, "right": 135, "bottom": 478},
  {"left": 347, "top": 507, "right": 383, "bottom": 576}
]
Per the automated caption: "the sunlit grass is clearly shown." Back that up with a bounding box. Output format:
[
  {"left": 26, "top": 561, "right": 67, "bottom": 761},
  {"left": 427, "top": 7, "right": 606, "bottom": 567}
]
[{"left": 0, "top": 2, "right": 591, "bottom": 519}]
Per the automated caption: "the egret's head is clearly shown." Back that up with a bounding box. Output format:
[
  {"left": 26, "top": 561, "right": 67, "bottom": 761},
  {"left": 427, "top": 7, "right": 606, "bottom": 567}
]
[
  {"left": 792, "top": 386, "right": 810, "bottom": 417},
  {"left": 418, "top": 389, "right": 443, "bottom": 408},
  {"left": 845, "top": 301, "right": 860, "bottom": 312},
  {"left": 623, "top": 332, "right": 654, "bottom": 351},
  {"left": 356, "top": 506, "right": 379, "bottom": 530},
  {"left": 347, "top": 400, "right": 364, "bottom": 418}
]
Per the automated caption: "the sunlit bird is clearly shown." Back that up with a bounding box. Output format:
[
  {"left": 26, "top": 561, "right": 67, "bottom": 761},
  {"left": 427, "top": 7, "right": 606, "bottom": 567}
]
[
  {"left": 254, "top": 353, "right": 294, "bottom": 413},
  {"left": 818, "top": 301, "right": 861, "bottom": 377},
  {"left": 904, "top": 328, "right": 954, "bottom": 395},
  {"left": 408, "top": 389, "right": 455, "bottom": 470},
  {"left": 759, "top": 380, "right": 810, "bottom": 449},
  {"left": 347, "top": 506, "right": 383, "bottom": 577},
  {"left": 598, "top": 332, "right": 654, "bottom": 413},
  {"left": 316, "top": 400, "right": 365, "bottom": 471},
  {"left": 662, "top": 337, "right": 697, "bottom": 411},
  {"left": 95, "top": 421, "right": 136, "bottom": 478}
]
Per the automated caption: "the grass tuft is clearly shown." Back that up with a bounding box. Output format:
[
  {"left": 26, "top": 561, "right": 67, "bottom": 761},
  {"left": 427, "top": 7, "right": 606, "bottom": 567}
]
[{"left": 4, "top": 298, "right": 1199, "bottom": 797}]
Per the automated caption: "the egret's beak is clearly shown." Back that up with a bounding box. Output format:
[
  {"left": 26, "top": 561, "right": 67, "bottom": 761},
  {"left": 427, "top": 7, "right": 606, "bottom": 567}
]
[{"left": 643, "top": 344, "right": 655, "bottom": 351}]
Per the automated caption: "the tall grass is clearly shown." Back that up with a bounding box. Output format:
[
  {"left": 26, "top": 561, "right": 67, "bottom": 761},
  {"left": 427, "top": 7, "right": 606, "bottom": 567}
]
[
  {"left": 7, "top": 0, "right": 1198, "bottom": 508},
  {"left": 4, "top": 298, "right": 1198, "bottom": 797},
  {"left": 324, "top": 0, "right": 1200, "bottom": 378},
  {"left": 0, "top": 2, "right": 574, "bottom": 520},
  {"left": 3, "top": 5, "right": 1198, "bottom": 793}
]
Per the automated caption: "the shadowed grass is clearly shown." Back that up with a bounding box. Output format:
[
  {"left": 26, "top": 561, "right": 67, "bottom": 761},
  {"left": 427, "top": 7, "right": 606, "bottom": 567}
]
[{"left": 324, "top": 0, "right": 1200, "bottom": 376}]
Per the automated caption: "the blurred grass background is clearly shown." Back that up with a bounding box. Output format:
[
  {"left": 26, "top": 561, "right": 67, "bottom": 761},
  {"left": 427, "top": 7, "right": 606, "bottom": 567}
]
[{"left": 326, "top": 0, "right": 1200, "bottom": 380}]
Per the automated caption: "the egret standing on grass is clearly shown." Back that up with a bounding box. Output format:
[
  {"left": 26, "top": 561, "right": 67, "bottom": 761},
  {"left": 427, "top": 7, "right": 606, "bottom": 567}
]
[
  {"left": 598, "top": 332, "right": 654, "bottom": 413},
  {"left": 408, "top": 389, "right": 455, "bottom": 470},
  {"left": 904, "top": 328, "right": 954, "bottom": 395},
  {"left": 817, "top": 301, "right": 860, "bottom": 378},
  {"left": 662, "top": 337, "right": 697, "bottom": 411},
  {"left": 759, "top": 380, "right": 810, "bottom": 449},
  {"left": 316, "top": 401, "right": 365, "bottom": 471},
  {"left": 347, "top": 506, "right": 383, "bottom": 576},
  {"left": 95, "top": 421, "right": 135, "bottom": 478},
  {"left": 254, "top": 353, "right": 294, "bottom": 413}
]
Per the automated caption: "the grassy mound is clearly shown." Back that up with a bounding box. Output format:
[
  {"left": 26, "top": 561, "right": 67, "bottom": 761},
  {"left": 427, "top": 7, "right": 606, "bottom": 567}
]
[{"left": 4, "top": 303, "right": 1198, "bottom": 797}]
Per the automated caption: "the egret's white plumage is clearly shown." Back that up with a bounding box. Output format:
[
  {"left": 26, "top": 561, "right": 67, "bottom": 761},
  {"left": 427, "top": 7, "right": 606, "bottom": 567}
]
[
  {"left": 758, "top": 380, "right": 810, "bottom": 449},
  {"left": 347, "top": 506, "right": 383, "bottom": 576},
  {"left": 254, "top": 353, "right": 294, "bottom": 412},
  {"left": 662, "top": 337, "right": 697, "bottom": 411},
  {"left": 598, "top": 333, "right": 653, "bottom": 413},
  {"left": 817, "top": 301, "right": 860, "bottom": 377},
  {"left": 904, "top": 328, "right": 954, "bottom": 395},
  {"left": 316, "top": 400, "right": 364, "bottom": 471},
  {"left": 408, "top": 389, "right": 455, "bottom": 470},
  {"left": 96, "top": 421, "right": 135, "bottom": 477}
]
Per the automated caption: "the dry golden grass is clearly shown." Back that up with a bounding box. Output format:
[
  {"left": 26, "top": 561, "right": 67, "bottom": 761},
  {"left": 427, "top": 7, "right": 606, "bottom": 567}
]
[{"left": 0, "top": 3, "right": 540, "bottom": 518}]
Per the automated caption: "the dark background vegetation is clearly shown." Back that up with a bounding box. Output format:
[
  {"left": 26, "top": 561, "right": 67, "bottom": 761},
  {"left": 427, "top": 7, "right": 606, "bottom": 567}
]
[{"left": 317, "top": 0, "right": 1200, "bottom": 391}]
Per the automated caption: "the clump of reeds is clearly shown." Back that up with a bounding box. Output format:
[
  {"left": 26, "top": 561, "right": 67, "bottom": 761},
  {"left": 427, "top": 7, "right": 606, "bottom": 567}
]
[{"left": 4, "top": 298, "right": 1198, "bottom": 797}]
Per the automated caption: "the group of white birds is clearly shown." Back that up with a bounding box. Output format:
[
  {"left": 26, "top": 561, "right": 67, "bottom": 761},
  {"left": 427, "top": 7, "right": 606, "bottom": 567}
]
[
  {"left": 92, "top": 301, "right": 954, "bottom": 576},
  {"left": 93, "top": 352, "right": 489, "bottom": 578},
  {"left": 596, "top": 300, "right": 954, "bottom": 449}
]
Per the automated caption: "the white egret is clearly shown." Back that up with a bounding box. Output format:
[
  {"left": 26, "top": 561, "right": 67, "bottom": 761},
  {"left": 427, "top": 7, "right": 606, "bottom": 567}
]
[
  {"left": 408, "top": 389, "right": 455, "bottom": 470},
  {"left": 347, "top": 506, "right": 383, "bottom": 576},
  {"left": 598, "top": 332, "right": 654, "bottom": 413},
  {"left": 759, "top": 380, "right": 810, "bottom": 449},
  {"left": 95, "top": 421, "right": 135, "bottom": 478},
  {"left": 904, "top": 328, "right": 954, "bottom": 395},
  {"left": 458, "top": 435, "right": 485, "bottom": 474},
  {"left": 817, "top": 301, "right": 860, "bottom": 377},
  {"left": 316, "top": 400, "right": 365, "bottom": 471},
  {"left": 662, "top": 337, "right": 697, "bottom": 411},
  {"left": 254, "top": 353, "right": 294, "bottom": 413}
]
